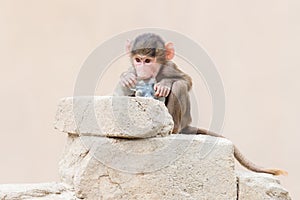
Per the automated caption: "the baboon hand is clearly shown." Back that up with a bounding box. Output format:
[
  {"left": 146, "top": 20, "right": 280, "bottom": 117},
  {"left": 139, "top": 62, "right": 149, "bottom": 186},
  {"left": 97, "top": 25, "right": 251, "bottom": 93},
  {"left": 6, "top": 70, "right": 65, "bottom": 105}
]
[
  {"left": 154, "top": 82, "right": 171, "bottom": 97},
  {"left": 120, "top": 72, "right": 137, "bottom": 88}
]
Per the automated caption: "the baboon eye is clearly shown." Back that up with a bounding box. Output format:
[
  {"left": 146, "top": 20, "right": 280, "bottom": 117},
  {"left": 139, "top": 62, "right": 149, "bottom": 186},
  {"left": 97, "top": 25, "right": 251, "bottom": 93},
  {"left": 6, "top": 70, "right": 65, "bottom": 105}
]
[
  {"left": 145, "top": 59, "right": 151, "bottom": 63},
  {"left": 135, "top": 58, "right": 141, "bottom": 63}
]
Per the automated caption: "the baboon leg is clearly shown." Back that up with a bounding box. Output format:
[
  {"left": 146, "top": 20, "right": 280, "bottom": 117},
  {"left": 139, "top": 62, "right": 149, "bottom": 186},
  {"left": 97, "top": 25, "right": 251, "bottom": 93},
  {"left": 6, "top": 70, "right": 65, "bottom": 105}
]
[{"left": 166, "top": 80, "right": 192, "bottom": 133}]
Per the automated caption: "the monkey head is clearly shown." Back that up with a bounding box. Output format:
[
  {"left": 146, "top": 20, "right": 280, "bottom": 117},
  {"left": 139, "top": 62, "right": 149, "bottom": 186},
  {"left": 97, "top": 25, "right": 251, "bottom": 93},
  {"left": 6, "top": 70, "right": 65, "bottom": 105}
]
[{"left": 126, "top": 33, "right": 175, "bottom": 80}]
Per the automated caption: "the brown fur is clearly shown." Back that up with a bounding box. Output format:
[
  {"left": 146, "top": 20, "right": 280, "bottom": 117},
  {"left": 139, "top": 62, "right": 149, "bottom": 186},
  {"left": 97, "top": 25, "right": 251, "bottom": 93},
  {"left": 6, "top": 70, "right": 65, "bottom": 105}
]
[{"left": 117, "top": 33, "right": 287, "bottom": 176}]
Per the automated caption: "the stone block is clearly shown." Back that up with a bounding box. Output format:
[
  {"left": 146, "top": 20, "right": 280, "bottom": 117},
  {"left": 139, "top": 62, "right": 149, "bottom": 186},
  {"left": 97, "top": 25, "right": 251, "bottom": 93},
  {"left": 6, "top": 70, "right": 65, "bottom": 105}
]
[
  {"left": 54, "top": 96, "right": 174, "bottom": 138},
  {"left": 59, "top": 134, "right": 237, "bottom": 200},
  {"left": 237, "top": 171, "right": 291, "bottom": 200},
  {"left": 0, "top": 182, "right": 77, "bottom": 200}
]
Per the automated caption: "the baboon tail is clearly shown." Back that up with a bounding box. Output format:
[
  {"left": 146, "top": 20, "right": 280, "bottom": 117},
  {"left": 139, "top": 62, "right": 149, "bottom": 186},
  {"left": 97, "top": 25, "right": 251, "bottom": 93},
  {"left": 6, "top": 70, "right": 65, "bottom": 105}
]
[
  {"left": 233, "top": 145, "right": 288, "bottom": 176},
  {"left": 181, "top": 126, "right": 287, "bottom": 176}
]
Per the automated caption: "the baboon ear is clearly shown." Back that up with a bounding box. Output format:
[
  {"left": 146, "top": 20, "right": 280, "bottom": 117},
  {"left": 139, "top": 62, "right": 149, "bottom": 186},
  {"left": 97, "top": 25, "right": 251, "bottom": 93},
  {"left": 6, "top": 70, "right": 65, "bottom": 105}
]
[
  {"left": 165, "top": 42, "right": 175, "bottom": 60},
  {"left": 126, "top": 39, "right": 132, "bottom": 55}
]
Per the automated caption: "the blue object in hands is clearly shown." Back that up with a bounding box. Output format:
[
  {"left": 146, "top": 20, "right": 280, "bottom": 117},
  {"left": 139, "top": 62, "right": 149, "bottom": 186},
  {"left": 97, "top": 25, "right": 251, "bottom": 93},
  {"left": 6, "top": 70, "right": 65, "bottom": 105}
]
[{"left": 132, "top": 78, "right": 165, "bottom": 103}]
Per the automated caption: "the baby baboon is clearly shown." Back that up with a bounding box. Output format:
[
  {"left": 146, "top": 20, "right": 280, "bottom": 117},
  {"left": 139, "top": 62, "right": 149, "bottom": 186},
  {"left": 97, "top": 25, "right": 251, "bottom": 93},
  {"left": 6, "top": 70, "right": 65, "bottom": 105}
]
[{"left": 115, "top": 33, "right": 287, "bottom": 176}]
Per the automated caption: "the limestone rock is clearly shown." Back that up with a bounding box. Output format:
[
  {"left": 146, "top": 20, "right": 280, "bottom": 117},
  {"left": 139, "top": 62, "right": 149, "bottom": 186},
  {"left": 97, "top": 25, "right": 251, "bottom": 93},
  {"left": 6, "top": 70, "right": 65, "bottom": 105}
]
[
  {"left": 237, "top": 171, "right": 292, "bottom": 200},
  {"left": 0, "top": 182, "right": 77, "bottom": 200},
  {"left": 59, "top": 134, "right": 237, "bottom": 200},
  {"left": 1, "top": 94, "right": 292, "bottom": 200},
  {"left": 54, "top": 96, "right": 174, "bottom": 138}
]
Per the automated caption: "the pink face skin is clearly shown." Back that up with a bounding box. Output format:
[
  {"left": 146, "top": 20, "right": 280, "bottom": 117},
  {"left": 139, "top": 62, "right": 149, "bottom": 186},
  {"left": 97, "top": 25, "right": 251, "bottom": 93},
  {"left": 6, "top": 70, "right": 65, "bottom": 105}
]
[{"left": 132, "top": 55, "right": 161, "bottom": 80}]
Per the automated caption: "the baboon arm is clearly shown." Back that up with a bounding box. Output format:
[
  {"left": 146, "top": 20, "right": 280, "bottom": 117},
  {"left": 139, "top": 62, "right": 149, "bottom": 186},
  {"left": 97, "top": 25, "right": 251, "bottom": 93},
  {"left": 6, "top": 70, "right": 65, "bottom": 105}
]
[{"left": 156, "top": 62, "right": 192, "bottom": 91}]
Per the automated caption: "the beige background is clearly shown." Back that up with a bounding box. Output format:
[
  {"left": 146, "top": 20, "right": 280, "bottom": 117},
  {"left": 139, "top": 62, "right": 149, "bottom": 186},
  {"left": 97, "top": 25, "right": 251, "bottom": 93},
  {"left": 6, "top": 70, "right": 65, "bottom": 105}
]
[{"left": 0, "top": 0, "right": 299, "bottom": 199}]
